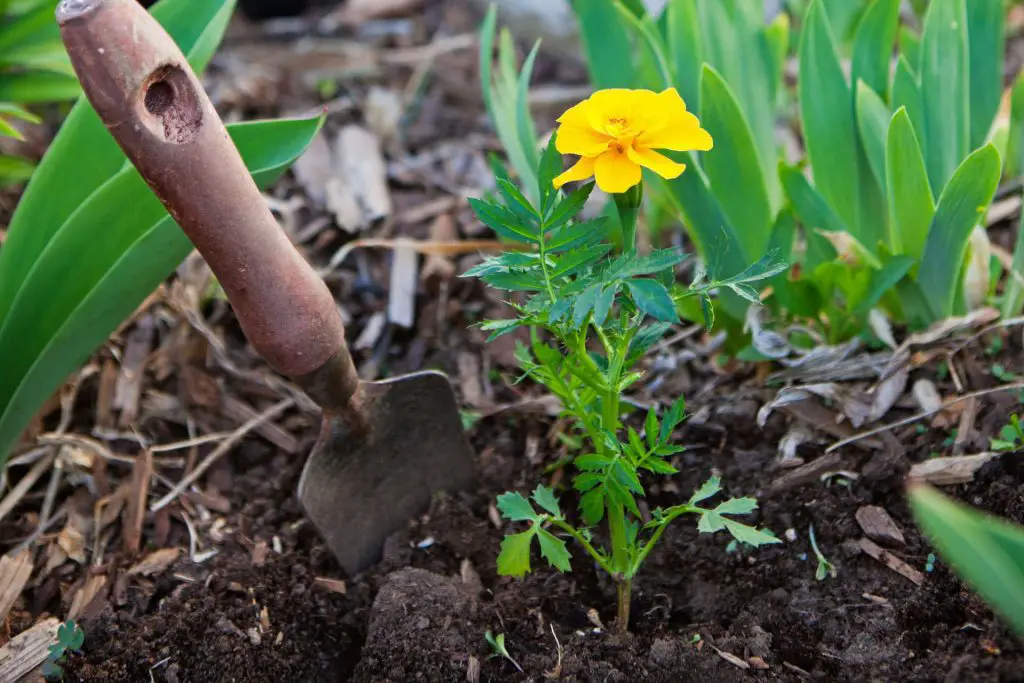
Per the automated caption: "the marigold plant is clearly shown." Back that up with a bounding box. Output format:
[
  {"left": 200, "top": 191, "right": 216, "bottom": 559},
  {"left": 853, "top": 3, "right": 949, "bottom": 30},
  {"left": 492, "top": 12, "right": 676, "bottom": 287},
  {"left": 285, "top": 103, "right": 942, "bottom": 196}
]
[{"left": 466, "top": 89, "right": 781, "bottom": 633}]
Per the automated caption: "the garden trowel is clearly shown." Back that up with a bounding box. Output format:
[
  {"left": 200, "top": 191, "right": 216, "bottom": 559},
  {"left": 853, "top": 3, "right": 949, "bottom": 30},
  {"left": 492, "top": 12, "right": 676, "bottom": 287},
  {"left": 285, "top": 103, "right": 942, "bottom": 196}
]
[{"left": 57, "top": 0, "right": 476, "bottom": 575}]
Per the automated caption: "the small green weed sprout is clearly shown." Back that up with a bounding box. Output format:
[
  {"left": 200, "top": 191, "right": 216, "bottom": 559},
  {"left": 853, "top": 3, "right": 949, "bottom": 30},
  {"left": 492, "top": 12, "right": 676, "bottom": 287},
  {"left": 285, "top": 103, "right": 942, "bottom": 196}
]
[
  {"left": 43, "top": 619, "right": 84, "bottom": 681},
  {"left": 485, "top": 630, "right": 523, "bottom": 673},
  {"left": 808, "top": 524, "right": 837, "bottom": 581},
  {"left": 466, "top": 134, "right": 781, "bottom": 632},
  {"left": 991, "top": 414, "right": 1024, "bottom": 452}
]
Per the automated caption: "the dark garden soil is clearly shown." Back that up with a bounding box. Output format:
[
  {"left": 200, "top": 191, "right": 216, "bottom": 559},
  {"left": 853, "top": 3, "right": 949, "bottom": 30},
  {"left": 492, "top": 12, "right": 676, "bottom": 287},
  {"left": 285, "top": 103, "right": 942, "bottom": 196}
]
[
  {"left": 3, "top": 1, "right": 1024, "bottom": 682},
  {"left": 61, "top": 336, "right": 1024, "bottom": 682}
]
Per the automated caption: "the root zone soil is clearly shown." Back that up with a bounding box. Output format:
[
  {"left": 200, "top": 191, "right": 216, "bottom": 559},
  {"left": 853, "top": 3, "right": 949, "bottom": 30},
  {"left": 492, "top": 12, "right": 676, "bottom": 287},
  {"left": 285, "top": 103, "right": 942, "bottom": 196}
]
[{"left": 57, "top": 347, "right": 1024, "bottom": 683}]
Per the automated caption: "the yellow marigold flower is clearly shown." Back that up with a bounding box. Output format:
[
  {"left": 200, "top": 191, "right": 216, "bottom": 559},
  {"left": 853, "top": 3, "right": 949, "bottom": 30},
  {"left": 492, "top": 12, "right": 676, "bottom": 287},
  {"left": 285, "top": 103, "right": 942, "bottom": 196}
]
[{"left": 552, "top": 88, "right": 713, "bottom": 194}]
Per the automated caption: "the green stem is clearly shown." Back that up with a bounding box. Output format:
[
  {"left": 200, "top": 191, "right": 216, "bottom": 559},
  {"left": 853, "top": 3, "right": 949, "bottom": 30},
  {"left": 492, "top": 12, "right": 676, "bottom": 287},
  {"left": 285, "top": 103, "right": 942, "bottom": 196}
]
[
  {"left": 613, "top": 184, "right": 643, "bottom": 254},
  {"left": 616, "top": 579, "right": 632, "bottom": 635},
  {"left": 550, "top": 518, "right": 612, "bottom": 575}
]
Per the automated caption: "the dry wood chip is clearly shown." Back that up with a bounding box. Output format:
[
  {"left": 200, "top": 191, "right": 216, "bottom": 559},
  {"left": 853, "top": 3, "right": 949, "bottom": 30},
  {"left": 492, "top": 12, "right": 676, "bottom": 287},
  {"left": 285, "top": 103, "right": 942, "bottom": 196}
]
[
  {"left": 952, "top": 396, "right": 980, "bottom": 455},
  {"left": 457, "top": 352, "right": 486, "bottom": 409},
  {"left": 868, "top": 365, "right": 908, "bottom": 423},
  {"left": 251, "top": 541, "right": 269, "bottom": 568},
  {"left": 365, "top": 87, "right": 404, "bottom": 145},
  {"left": 128, "top": 548, "right": 181, "bottom": 577},
  {"left": 0, "top": 617, "right": 60, "bottom": 682},
  {"left": 57, "top": 525, "right": 86, "bottom": 564},
  {"left": 220, "top": 394, "right": 299, "bottom": 454},
  {"left": 67, "top": 573, "right": 108, "bottom": 621},
  {"left": 908, "top": 452, "right": 998, "bottom": 486},
  {"left": 912, "top": 379, "right": 943, "bottom": 413},
  {"left": 749, "top": 656, "right": 770, "bottom": 670},
  {"left": 115, "top": 315, "right": 155, "bottom": 426},
  {"left": 858, "top": 538, "right": 924, "bottom": 585},
  {"left": 336, "top": 124, "right": 391, "bottom": 225},
  {"left": 855, "top": 506, "right": 906, "bottom": 546},
  {"left": 313, "top": 577, "right": 347, "bottom": 595},
  {"left": 420, "top": 214, "right": 458, "bottom": 287},
  {"left": 710, "top": 644, "right": 750, "bottom": 670},
  {"left": 766, "top": 452, "right": 846, "bottom": 496},
  {"left": 388, "top": 246, "right": 419, "bottom": 328},
  {"left": 95, "top": 360, "right": 118, "bottom": 431},
  {"left": 338, "top": 0, "right": 423, "bottom": 22},
  {"left": 0, "top": 551, "right": 32, "bottom": 623},
  {"left": 122, "top": 449, "right": 153, "bottom": 555},
  {"left": 290, "top": 132, "right": 332, "bottom": 207},
  {"left": 354, "top": 312, "right": 388, "bottom": 351}
]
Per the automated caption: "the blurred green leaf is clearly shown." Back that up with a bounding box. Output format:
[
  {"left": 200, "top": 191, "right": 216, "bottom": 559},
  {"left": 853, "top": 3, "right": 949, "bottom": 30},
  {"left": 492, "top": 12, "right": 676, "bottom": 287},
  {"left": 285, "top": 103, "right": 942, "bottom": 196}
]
[
  {"left": 0, "top": 0, "right": 237, "bottom": 322},
  {"left": 0, "top": 153, "right": 33, "bottom": 185},
  {"left": 571, "top": 0, "right": 636, "bottom": 89},
  {"left": 851, "top": 0, "right": 900, "bottom": 100},
  {"left": 920, "top": 0, "right": 970, "bottom": 195},
  {"left": 699, "top": 65, "right": 771, "bottom": 258},
  {"left": 799, "top": 1, "right": 864, "bottom": 243},
  {"left": 965, "top": 0, "right": 1004, "bottom": 150},
  {"left": 886, "top": 107, "right": 935, "bottom": 260},
  {"left": 665, "top": 0, "right": 702, "bottom": 108},
  {"left": 1005, "top": 72, "right": 1024, "bottom": 180},
  {"left": 855, "top": 81, "right": 891, "bottom": 196},
  {"left": 909, "top": 484, "right": 1024, "bottom": 637},
  {"left": 0, "top": 115, "right": 322, "bottom": 464},
  {"left": 917, "top": 144, "right": 1001, "bottom": 320},
  {"left": 891, "top": 56, "right": 925, "bottom": 146}
]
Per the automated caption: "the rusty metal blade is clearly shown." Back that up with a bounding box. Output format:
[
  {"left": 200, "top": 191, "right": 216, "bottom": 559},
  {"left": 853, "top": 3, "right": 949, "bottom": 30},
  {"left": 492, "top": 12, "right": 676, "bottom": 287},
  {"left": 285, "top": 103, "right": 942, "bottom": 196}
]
[{"left": 298, "top": 371, "right": 476, "bottom": 574}]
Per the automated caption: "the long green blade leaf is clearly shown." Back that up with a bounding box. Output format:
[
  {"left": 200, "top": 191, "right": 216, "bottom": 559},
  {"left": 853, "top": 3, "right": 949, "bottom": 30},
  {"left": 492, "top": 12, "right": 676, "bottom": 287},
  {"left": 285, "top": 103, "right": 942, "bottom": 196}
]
[
  {"left": 966, "top": 0, "right": 1005, "bottom": 150},
  {"left": 798, "top": 1, "right": 861, "bottom": 240},
  {"left": 920, "top": 0, "right": 970, "bottom": 195},
  {"left": 909, "top": 484, "right": 1024, "bottom": 637},
  {"left": 855, "top": 81, "right": 890, "bottom": 197},
  {"left": 917, "top": 144, "right": 1001, "bottom": 320},
  {"left": 886, "top": 107, "right": 935, "bottom": 259},
  {"left": 0, "top": 0, "right": 236, "bottom": 322},
  {"left": 851, "top": 0, "right": 900, "bottom": 100},
  {"left": 570, "top": 0, "right": 636, "bottom": 89},
  {"left": 0, "top": 115, "right": 322, "bottom": 463},
  {"left": 665, "top": 0, "right": 702, "bottom": 109}
]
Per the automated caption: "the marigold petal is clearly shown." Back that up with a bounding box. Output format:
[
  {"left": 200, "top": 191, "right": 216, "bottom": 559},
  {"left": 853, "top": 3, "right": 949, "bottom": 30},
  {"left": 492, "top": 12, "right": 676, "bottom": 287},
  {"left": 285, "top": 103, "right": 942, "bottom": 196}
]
[
  {"left": 556, "top": 99, "right": 592, "bottom": 128},
  {"left": 555, "top": 124, "right": 611, "bottom": 157},
  {"left": 584, "top": 89, "right": 634, "bottom": 131},
  {"left": 553, "top": 156, "right": 596, "bottom": 189},
  {"left": 593, "top": 149, "right": 642, "bottom": 194},
  {"left": 636, "top": 88, "right": 713, "bottom": 152},
  {"left": 627, "top": 146, "right": 687, "bottom": 180}
]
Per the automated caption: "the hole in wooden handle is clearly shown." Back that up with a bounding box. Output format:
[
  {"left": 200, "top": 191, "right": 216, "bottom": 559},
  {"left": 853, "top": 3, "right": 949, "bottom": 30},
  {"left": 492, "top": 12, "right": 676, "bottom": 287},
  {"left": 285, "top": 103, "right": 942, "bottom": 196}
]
[{"left": 140, "top": 65, "right": 202, "bottom": 145}]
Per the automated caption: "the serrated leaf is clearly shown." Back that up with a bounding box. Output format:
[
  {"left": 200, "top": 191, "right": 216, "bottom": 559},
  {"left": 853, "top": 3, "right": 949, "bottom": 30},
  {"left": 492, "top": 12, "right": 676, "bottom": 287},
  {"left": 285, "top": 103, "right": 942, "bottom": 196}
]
[
  {"left": 697, "top": 510, "right": 727, "bottom": 533},
  {"left": 538, "top": 132, "right": 562, "bottom": 213},
  {"left": 612, "top": 248, "right": 688, "bottom": 279},
  {"left": 593, "top": 285, "right": 616, "bottom": 326},
  {"left": 627, "top": 322, "right": 671, "bottom": 362},
  {"left": 642, "top": 458, "right": 678, "bottom": 475},
  {"left": 573, "top": 471, "right": 603, "bottom": 492},
  {"left": 484, "top": 271, "right": 545, "bottom": 292},
  {"left": 654, "top": 444, "right": 685, "bottom": 456},
  {"left": 537, "top": 529, "right": 572, "bottom": 571},
  {"left": 606, "top": 475, "right": 641, "bottom": 516},
  {"left": 497, "top": 529, "right": 536, "bottom": 577},
  {"left": 575, "top": 454, "right": 611, "bottom": 471},
  {"left": 626, "top": 279, "right": 679, "bottom": 322},
  {"left": 688, "top": 476, "right": 722, "bottom": 506},
  {"left": 468, "top": 198, "right": 538, "bottom": 244},
  {"left": 580, "top": 488, "right": 606, "bottom": 525},
  {"left": 497, "top": 177, "right": 538, "bottom": 222},
  {"left": 626, "top": 427, "right": 645, "bottom": 458},
  {"left": 570, "top": 284, "right": 601, "bottom": 329},
  {"left": 496, "top": 491, "right": 538, "bottom": 522},
  {"left": 724, "top": 520, "right": 782, "bottom": 546},
  {"left": 714, "top": 497, "right": 759, "bottom": 516},
  {"left": 547, "top": 218, "right": 608, "bottom": 252},
  {"left": 551, "top": 244, "right": 612, "bottom": 279},
  {"left": 532, "top": 486, "right": 561, "bottom": 517},
  {"left": 545, "top": 182, "right": 594, "bottom": 230},
  {"left": 644, "top": 407, "right": 658, "bottom": 449},
  {"left": 660, "top": 396, "right": 687, "bottom": 443}
]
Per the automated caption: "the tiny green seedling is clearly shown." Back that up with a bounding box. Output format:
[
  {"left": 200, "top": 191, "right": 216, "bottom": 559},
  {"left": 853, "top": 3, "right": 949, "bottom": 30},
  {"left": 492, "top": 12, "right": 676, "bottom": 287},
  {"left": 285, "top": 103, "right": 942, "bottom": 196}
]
[
  {"left": 808, "top": 524, "right": 837, "bottom": 581},
  {"left": 485, "top": 630, "right": 523, "bottom": 674},
  {"left": 991, "top": 414, "right": 1024, "bottom": 452},
  {"left": 43, "top": 620, "right": 84, "bottom": 681}
]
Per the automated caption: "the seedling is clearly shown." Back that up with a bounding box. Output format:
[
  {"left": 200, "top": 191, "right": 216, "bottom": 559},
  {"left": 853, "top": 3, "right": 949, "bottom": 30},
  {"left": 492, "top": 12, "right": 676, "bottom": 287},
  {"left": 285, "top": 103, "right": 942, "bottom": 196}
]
[
  {"left": 485, "top": 631, "right": 523, "bottom": 674},
  {"left": 43, "top": 620, "right": 84, "bottom": 681},
  {"left": 467, "top": 127, "right": 781, "bottom": 633},
  {"left": 991, "top": 414, "right": 1024, "bottom": 452},
  {"left": 809, "top": 524, "right": 837, "bottom": 581}
]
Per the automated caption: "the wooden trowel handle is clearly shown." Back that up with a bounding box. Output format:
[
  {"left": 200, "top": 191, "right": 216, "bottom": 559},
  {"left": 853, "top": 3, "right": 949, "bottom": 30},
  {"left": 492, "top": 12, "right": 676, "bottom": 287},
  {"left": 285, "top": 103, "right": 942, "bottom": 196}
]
[{"left": 57, "top": 0, "right": 359, "bottom": 400}]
